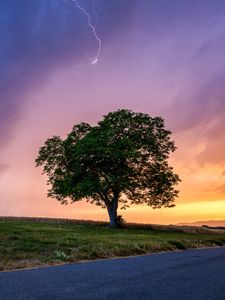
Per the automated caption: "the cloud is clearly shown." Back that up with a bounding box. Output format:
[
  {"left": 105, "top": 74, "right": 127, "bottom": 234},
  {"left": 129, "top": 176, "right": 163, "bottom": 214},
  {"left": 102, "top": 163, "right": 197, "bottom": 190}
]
[
  {"left": 0, "top": 0, "right": 135, "bottom": 148},
  {"left": 0, "top": 164, "right": 9, "bottom": 175},
  {"left": 175, "top": 72, "right": 225, "bottom": 167},
  {"left": 192, "top": 39, "right": 217, "bottom": 60},
  {"left": 214, "top": 182, "right": 225, "bottom": 195},
  {"left": 1, "top": 0, "right": 225, "bottom": 172}
]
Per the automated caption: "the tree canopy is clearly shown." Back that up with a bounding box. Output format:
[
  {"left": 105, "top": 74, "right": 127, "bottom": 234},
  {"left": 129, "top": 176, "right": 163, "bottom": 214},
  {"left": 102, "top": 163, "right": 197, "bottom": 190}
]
[{"left": 36, "top": 109, "right": 180, "bottom": 227}]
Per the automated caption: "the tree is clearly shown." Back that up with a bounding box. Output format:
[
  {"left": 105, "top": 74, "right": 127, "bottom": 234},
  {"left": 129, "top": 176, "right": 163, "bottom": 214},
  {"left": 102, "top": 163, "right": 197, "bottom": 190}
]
[{"left": 35, "top": 109, "right": 180, "bottom": 228}]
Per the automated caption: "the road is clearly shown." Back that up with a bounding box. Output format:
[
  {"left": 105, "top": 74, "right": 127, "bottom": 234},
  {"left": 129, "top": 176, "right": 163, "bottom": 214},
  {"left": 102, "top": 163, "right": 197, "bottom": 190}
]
[{"left": 1, "top": 247, "right": 225, "bottom": 300}]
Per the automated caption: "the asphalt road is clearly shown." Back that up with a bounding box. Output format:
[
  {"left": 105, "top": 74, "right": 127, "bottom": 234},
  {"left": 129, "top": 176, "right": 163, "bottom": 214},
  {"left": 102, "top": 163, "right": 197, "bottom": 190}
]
[{"left": 1, "top": 247, "right": 225, "bottom": 300}]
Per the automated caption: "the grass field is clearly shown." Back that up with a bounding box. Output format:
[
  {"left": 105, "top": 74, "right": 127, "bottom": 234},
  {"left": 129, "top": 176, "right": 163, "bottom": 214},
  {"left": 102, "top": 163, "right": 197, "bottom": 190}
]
[{"left": 0, "top": 218, "right": 225, "bottom": 271}]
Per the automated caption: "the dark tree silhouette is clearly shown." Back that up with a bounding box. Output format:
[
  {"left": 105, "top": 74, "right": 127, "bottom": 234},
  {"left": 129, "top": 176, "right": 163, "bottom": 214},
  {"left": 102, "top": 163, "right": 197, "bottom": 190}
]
[{"left": 35, "top": 109, "right": 180, "bottom": 227}]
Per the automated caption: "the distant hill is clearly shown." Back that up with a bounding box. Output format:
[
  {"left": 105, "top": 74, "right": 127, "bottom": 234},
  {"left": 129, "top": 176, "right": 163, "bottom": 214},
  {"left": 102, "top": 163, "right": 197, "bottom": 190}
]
[{"left": 178, "top": 220, "right": 225, "bottom": 227}]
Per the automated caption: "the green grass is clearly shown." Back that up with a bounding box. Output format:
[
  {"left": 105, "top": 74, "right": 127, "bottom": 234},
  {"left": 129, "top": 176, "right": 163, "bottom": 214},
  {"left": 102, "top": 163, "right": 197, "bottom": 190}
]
[{"left": 0, "top": 219, "right": 225, "bottom": 271}]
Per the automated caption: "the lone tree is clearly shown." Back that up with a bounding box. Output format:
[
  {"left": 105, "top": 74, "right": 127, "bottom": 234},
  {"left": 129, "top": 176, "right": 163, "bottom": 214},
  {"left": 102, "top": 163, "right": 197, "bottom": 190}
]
[{"left": 36, "top": 109, "right": 180, "bottom": 227}]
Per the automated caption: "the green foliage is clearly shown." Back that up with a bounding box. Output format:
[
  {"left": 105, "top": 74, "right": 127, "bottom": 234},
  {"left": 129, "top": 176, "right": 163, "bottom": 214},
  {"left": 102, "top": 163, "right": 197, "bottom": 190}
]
[
  {"left": 35, "top": 109, "right": 181, "bottom": 225},
  {"left": 54, "top": 250, "right": 68, "bottom": 260},
  {"left": 117, "top": 215, "right": 126, "bottom": 228},
  {"left": 0, "top": 220, "right": 225, "bottom": 271}
]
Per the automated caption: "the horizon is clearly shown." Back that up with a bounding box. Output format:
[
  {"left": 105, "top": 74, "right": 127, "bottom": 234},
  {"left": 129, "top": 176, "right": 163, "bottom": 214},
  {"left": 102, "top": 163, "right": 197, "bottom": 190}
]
[
  {"left": 0, "top": 0, "right": 225, "bottom": 225},
  {"left": 2, "top": 215, "right": 225, "bottom": 227}
]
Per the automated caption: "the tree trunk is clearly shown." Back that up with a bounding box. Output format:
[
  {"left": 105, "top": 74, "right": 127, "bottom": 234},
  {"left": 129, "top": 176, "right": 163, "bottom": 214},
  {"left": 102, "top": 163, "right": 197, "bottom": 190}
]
[{"left": 107, "top": 200, "right": 118, "bottom": 228}]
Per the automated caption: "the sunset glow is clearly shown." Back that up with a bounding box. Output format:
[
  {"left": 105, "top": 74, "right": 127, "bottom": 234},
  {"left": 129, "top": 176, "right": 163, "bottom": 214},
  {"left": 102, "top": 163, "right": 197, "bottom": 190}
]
[{"left": 0, "top": 0, "right": 225, "bottom": 225}]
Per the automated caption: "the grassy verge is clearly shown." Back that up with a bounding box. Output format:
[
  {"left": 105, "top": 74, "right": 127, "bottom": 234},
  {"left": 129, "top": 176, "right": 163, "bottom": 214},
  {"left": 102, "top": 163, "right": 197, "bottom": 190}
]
[{"left": 0, "top": 219, "right": 225, "bottom": 271}]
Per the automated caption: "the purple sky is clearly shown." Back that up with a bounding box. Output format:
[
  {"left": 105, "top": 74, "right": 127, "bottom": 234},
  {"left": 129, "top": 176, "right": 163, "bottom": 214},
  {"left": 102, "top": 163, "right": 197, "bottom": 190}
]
[{"left": 0, "top": 0, "right": 225, "bottom": 223}]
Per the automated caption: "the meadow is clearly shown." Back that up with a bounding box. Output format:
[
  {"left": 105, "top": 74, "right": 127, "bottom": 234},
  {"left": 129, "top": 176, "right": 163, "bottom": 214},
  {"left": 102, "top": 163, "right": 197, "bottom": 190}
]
[{"left": 1, "top": 218, "right": 225, "bottom": 271}]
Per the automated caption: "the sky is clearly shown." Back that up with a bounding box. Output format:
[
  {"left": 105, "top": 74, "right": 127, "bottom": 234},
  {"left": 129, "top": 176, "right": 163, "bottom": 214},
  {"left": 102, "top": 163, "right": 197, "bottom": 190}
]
[{"left": 0, "top": 0, "right": 225, "bottom": 225}]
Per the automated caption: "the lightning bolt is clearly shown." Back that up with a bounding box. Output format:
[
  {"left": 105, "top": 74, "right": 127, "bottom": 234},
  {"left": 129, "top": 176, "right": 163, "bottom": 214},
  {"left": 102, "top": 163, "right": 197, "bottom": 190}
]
[{"left": 72, "top": 0, "right": 101, "bottom": 65}]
